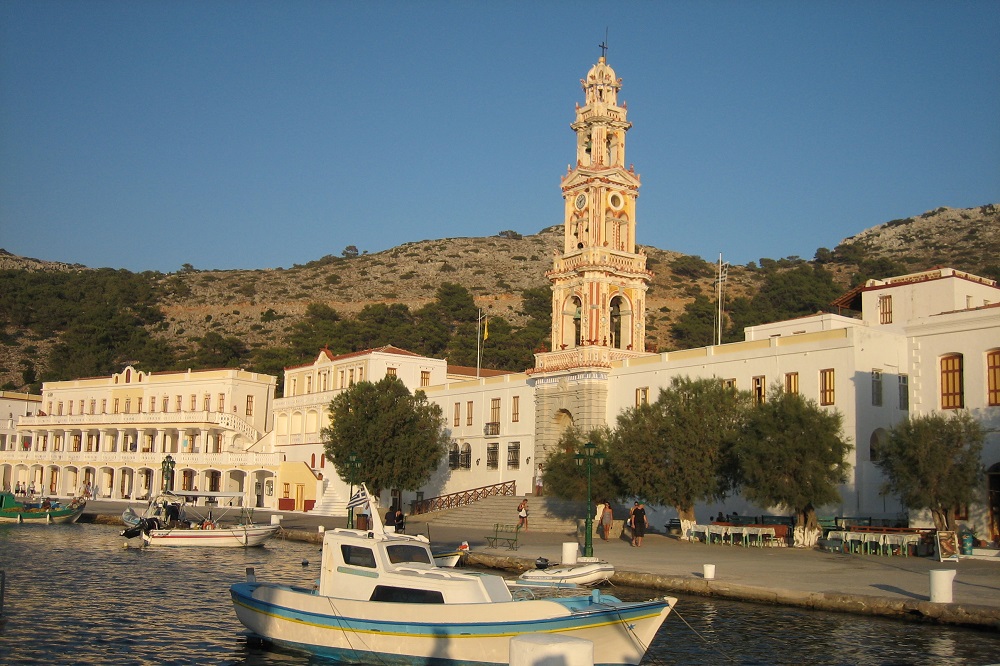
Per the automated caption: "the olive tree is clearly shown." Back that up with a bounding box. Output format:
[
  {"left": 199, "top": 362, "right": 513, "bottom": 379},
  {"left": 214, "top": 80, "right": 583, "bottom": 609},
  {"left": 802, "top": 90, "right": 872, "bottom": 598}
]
[
  {"left": 542, "top": 426, "right": 621, "bottom": 507},
  {"left": 322, "top": 375, "right": 449, "bottom": 498},
  {"left": 612, "top": 377, "right": 753, "bottom": 538},
  {"left": 733, "top": 386, "right": 851, "bottom": 547},
  {"left": 874, "top": 411, "right": 984, "bottom": 531}
]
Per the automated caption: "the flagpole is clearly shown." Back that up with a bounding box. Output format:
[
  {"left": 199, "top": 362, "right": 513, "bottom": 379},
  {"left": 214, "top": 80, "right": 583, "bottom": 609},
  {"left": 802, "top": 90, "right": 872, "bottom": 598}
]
[{"left": 476, "top": 308, "right": 482, "bottom": 378}]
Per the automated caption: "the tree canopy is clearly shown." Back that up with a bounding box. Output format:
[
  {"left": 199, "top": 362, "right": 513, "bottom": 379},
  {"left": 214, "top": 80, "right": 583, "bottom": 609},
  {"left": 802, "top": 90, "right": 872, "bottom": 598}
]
[
  {"left": 611, "top": 377, "right": 752, "bottom": 525},
  {"left": 321, "top": 375, "right": 449, "bottom": 498},
  {"left": 732, "top": 386, "right": 851, "bottom": 538},
  {"left": 540, "top": 427, "right": 621, "bottom": 506},
  {"left": 874, "top": 411, "right": 984, "bottom": 530}
]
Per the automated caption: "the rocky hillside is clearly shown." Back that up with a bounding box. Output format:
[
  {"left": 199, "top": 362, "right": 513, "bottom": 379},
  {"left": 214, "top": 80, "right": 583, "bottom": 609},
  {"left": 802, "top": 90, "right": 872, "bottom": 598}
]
[
  {"left": 1, "top": 204, "right": 997, "bottom": 389},
  {"left": 837, "top": 204, "right": 999, "bottom": 271}
]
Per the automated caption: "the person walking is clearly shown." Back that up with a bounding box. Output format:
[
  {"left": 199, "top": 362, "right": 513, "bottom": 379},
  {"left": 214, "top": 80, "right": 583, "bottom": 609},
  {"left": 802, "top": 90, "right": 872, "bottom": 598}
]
[
  {"left": 630, "top": 502, "right": 648, "bottom": 547},
  {"left": 534, "top": 464, "right": 544, "bottom": 497},
  {"left": 517, "top": 499, "right": 529, "bottom": 531}
]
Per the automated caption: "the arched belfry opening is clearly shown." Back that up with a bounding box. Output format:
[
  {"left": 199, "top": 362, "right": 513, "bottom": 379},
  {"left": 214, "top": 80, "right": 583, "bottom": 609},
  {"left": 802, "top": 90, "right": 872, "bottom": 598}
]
[
  {"left": 609, "top": 294, "right": 633, "bottom": 350},
  {"left": 560, "top": 295, "right": 583, "bottom": 349}
]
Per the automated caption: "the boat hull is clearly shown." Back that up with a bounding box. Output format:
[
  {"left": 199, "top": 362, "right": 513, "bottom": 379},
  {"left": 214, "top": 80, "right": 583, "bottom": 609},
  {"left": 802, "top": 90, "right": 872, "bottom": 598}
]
[
  {"left": 231, "top": 582, "right": 673, "bottom": 665},
  {"left": 140, "top": 524, "right": 280, "bottom": 547},
  {"left": 0, "top": 502, "right": 86, "bottom": 525},
  {"left": 432, "top": 551, "right": 463, "bottom": 568}
]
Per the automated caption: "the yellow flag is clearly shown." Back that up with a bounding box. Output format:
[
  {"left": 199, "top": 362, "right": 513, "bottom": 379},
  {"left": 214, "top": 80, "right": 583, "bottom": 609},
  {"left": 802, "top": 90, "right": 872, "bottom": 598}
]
[{"left": 483, "top": 317, "right": 489, "bottom": 341}]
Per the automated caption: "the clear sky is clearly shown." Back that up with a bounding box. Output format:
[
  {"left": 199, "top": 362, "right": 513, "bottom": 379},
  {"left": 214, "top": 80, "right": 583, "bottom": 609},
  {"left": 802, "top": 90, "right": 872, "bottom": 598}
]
[{"left": 2, "top": 1, "right": 998, "bottom": 273}]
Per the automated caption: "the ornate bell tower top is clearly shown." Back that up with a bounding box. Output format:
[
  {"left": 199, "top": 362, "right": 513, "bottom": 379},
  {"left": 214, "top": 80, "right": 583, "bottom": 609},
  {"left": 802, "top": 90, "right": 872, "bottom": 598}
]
[
  {"left": 583, "top": 57, "right": 621, "bottom": 109},
  {"left": 536, "top": 51, "right": 652, "bottom": 364},
  {"left": 560, "top": 53, "right": 640, "bottom": 255}
]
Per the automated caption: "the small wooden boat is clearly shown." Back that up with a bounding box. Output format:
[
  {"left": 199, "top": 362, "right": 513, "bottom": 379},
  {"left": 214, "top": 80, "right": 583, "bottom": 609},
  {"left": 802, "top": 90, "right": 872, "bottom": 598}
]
[
  {"left": 231, "top": 485, "right": 674, "bottom": 665},
  {"left": 432, "top": 550, "right": 464, "bottom": 567},
  {"left": 121, "top": 491, "right": 280, "bottom": 547},
  {"left": 518, "top": 558, "right": 615, "bottom": 586},
  {"left": 0, "top": 492, "right": 86, "bottom": 524}
]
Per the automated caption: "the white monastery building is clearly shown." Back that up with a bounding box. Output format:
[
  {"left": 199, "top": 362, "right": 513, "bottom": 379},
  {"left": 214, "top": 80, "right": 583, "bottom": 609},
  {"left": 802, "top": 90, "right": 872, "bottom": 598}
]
[{"left": 2, "top": 53, "right": 998, "bottom": 541}]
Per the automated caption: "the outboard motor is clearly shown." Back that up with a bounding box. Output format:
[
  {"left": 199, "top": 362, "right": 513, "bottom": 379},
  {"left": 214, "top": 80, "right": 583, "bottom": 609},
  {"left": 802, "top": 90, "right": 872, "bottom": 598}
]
[
  {"left": 535, "top": 557, "right": 550, "bottom": 570},
  {"left": 121, "top": 524, "right": 144, "bottom": 539},
  {"left": 120, "top": 517, "right": 160, "bottom": 539}
]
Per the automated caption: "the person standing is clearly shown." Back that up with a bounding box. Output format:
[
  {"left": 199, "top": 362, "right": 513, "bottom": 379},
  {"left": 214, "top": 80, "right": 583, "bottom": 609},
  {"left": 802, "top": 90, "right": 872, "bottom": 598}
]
[
  {"left": 600, "top": 501, "right": 613, "bottom": 541},
  {"left": 630, "top": 502, "right": 648, "bottom": 547},
  {"left": 534, "top": 464, "right": 544, "bottom": 497},
  {"left": 517, "top": 499, "right": 529, "bottom": 531}
]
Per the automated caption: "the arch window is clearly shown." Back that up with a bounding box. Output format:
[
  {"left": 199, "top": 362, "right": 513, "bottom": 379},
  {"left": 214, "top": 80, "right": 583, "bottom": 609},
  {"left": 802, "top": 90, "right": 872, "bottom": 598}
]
[
  {"left": 460, "top": 443, "right": 472, "bottom": 470},
  {"left": 448, "top": 443, "right": 460, "bottom": 470}
]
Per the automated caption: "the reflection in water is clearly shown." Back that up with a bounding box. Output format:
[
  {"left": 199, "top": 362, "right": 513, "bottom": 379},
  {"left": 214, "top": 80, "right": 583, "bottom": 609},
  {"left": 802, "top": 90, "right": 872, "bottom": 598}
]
[{"left": 0, "top": 524, "right": 996, "bottom": 665}]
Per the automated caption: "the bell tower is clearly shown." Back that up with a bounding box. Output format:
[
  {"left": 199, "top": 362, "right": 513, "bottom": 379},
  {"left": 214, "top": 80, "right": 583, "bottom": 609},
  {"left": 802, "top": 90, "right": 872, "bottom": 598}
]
[
  {"left": 530, "top": 51, "right": 654, "bottom": 458},
  {"left": 549, "top": 53, "right": 650, "bottom": 353}
]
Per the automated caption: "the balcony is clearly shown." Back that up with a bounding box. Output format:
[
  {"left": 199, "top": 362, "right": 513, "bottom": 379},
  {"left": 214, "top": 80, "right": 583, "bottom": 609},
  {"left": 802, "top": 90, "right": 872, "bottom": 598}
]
[
  {"left": 6, "top": 448, "right": 282, "bottom": 468},
  {"left": 483, "top": 422, "right": 500, "bottom": 437}
]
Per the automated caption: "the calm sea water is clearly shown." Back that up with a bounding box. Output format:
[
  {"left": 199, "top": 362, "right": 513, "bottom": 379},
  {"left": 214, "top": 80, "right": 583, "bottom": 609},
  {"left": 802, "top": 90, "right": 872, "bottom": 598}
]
[{"left": 0, "top": 523, "right": 996, "bottom": 665}]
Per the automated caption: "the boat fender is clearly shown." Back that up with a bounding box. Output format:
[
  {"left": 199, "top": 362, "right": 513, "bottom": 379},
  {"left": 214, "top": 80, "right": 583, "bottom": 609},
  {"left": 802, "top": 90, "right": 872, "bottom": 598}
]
[{"left": 203, "top": 521, "right": 215, "bottom": 530}]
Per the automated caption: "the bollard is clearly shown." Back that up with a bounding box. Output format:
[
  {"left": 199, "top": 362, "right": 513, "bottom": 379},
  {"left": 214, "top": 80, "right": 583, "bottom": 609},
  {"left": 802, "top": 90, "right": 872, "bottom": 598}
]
[
  {"left": 703, "top": 564, "right": 716, "bottom": 580},
  {"left": 509, "top": 633, "right": 593, "bottom": 666},
  {"left": 929, "top": 569, "right": 956, "bottom": 603},
  {"left": 562, "top": 542, "right": 579, "bottom": 565},
  {"left": 270, "top": 515, "right": 282, "bottom": 526},
  {"left": 318, "top": 525, "right": 325, "bottom": 534}
]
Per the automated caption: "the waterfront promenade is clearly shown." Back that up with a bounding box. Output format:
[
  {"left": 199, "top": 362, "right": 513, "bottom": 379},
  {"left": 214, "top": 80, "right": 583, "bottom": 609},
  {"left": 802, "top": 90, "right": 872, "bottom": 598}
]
[{"left": 83, "top": 501, "right": 1000, "bottom": 629}]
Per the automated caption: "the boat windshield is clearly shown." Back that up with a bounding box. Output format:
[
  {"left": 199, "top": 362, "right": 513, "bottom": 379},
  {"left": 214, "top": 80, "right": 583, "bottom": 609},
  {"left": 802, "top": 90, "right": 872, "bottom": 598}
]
[{"left": 386, "top": 543, "right": 432, "bottom": 565}]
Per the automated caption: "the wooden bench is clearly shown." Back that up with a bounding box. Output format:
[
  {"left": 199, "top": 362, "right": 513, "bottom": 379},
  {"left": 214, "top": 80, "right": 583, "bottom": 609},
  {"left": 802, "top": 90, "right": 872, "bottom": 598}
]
[{"left": 485, "top": 523, "right": 521, "bottom": 550}]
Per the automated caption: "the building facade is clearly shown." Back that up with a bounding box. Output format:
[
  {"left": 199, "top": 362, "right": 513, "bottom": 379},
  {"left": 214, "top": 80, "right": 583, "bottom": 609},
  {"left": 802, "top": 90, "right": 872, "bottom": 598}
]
[{"left": 6, "top": 367, "right": 277, "bottom": 503}]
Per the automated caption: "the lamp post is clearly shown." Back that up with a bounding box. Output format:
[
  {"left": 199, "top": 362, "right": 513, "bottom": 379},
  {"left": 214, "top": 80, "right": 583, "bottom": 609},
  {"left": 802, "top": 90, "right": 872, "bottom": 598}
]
[
  {"left": 346, "top": 452, "right": 361, "bottom": 529},
  {"left": 161, "top": 454, "right": 175, "bottom": 491},
  {"left": 574, "top": 441, "right": 605, "bottom": 557}
]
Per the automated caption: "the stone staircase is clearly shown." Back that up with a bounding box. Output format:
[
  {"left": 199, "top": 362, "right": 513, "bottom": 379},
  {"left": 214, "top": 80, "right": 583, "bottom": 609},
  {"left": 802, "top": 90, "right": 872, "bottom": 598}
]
[
  {"left": 413, "top": 494, "right": 586, "bottom": 534},
  {"left": 309, "top": 480, "right": 348, "bottom": 517}
]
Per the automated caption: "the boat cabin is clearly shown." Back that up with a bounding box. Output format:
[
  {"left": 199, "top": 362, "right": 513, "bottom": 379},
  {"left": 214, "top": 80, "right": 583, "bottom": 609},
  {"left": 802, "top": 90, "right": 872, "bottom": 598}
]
[{"left": 318, "top": 527, "right": 512, "bottom": 604}]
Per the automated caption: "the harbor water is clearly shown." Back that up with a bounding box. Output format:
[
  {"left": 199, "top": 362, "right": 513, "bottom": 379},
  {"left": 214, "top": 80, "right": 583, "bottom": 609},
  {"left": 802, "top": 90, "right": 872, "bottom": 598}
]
[{"left": 0, "top": 523, "right": 997, "bottom": 665}]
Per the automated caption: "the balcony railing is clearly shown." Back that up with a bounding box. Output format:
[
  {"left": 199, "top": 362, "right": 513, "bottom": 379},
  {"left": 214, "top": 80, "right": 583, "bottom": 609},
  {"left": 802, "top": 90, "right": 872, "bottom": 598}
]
[
  {"left": 409, "top": 481, "right": 517, "bottom": 516},
  {"left": 483, "top": 422, "right": 500, "bottom": 436},
  {"left": 2, "top": 449, "right": 282, "bottom": 468}
]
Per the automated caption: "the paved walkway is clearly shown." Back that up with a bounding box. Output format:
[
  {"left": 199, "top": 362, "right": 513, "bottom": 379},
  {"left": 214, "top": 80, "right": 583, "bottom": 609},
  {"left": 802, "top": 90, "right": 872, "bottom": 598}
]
[{"left": 85, "top": 501, "right": 1000, "bottom": 628}]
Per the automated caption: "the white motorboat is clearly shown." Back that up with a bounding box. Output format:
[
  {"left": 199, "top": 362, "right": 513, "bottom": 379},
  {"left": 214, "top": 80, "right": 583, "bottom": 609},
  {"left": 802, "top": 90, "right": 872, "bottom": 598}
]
[
  {"left": 230, "top": 484, "right": 675, "bottom": 665},
  {"left": 121, "top": 491, "right": 280, "bottom": 548},
  {"left": 518, "top": 558, "right": 615, "bottom": 586}
]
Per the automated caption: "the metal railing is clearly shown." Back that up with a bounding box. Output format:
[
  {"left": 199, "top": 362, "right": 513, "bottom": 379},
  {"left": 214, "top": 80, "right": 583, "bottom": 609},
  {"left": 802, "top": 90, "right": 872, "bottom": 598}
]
[{"left": 409, "top": 481, "right": 517, "bottom": 516}]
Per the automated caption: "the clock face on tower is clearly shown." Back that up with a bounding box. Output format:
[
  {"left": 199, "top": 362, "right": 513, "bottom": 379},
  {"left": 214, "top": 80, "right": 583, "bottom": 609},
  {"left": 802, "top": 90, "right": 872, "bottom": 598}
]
[{"left": 575, "top": 193, "right": 587, "bottom": 210}]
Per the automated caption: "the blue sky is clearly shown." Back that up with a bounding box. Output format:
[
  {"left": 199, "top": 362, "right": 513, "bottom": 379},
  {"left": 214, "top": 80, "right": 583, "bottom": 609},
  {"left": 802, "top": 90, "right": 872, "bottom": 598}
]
[{"left": 2, "top": 1, "right": 998, "bottom": 273}]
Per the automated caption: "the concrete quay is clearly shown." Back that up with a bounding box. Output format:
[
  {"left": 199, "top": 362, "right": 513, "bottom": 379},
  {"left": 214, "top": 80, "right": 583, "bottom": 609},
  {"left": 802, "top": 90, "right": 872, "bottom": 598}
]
[{"left": 84, "top": 501, "right": 1000, "bottom": 630}]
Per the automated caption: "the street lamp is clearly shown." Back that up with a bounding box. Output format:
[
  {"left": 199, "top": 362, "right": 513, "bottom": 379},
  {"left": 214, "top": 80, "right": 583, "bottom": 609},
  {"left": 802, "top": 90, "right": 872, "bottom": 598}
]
[
  {"left": 574, "top": 441, "right": 605, "bottom": 557},
  {"left": 346, "top": 452, "right": 361, "bottom": 529},
  {"left": 161, "top": 454, "right": 175, "bottom": 491}
]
